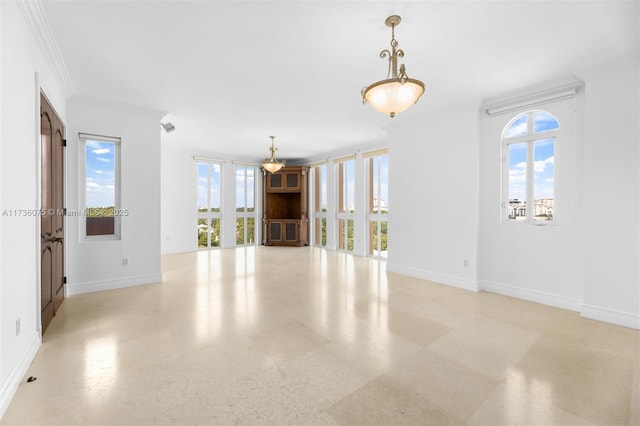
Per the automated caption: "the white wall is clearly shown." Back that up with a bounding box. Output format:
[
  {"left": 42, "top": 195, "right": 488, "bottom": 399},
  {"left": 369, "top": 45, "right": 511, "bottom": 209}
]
[
  {"left": 0, "top": 0, "right": 69, "bottom": 417},
  {"left": 65, "top": 97, "right": 164, "bottom": 294},
  {"left": 477, "top": 59, "right": 639, "bottom": 328},
  {"left": 161, "top": 144, "right": 259, "bottom": 253},
  {"left": 387, "top": 103, "right": 480, "bottom": 291},
  {"left": 161, "top": 144, "right": 197, "bottom": 254},
  {"left": 478, "top": 92, "right": 584, "bottom": 310},
  {"left": 389, "top": 58, "right": 639, "bottom": 329},
  {"left": 579, "top": 59, "right": 639, "bottom": 328}
]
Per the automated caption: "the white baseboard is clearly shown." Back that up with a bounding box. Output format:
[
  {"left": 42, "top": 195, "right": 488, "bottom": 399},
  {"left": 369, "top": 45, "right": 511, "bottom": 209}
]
[
  {"left": 386, "top": 263, "right": 479, "bottom": 292},
  {"left": 0, "top": 331, "right": 40, "bottom": 419},
  {"left": 67, "top": 273, "right": 163, "bottom": 296},
  {"left": 161, "top": 245, "right": 196, "bottom": 255},
  {"left": 581, "top": 304, "right": 640, "bottom": 330},
  {"left": 480, "top": 279, "right": 582, "bottom": 312}
]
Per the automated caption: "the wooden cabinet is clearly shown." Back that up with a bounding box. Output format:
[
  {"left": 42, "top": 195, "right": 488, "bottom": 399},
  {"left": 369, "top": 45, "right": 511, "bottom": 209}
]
[
  {"left": 263, "top": 166, "right": 308, "bottom": 246},
  {"left": 266, "top": 170, "right": 302, "bottom": 192}
]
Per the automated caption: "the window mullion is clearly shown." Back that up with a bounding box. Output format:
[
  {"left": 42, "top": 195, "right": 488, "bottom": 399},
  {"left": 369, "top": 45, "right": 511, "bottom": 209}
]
[
  {"left": 207, "top": 165, "right": 212, "bottom": 247},
  {"left": 526, "top": 140, "right": 534, "bottom": 221}
]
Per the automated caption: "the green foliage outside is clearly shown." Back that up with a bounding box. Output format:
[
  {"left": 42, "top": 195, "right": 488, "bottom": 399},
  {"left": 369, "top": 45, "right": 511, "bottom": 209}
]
[
  {"left": 198, "top": 207, "right": 221, "bottom": 213},
  {"left": 198, "top": 209, "right": 387, "bottom": 253},
  {"left": 236, "top": 217, "right": 255, "bottom": 245},
  {"left": 373, "top": 220, "right": 388, "bottom": 253},
  {"left": 198, "top": 218, "right": 221, "bottom": 248}
]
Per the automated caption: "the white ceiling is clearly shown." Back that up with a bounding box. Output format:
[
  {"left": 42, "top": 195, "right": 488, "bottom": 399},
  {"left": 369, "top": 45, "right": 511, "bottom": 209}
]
[{"left": 41, "top": 1, "right": 638, "bottom": 161}]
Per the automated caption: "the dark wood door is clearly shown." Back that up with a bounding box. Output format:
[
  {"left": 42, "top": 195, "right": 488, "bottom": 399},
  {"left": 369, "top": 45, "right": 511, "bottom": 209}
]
[{"left": 40, "top": 94, "right": 65, "bottom": 333}]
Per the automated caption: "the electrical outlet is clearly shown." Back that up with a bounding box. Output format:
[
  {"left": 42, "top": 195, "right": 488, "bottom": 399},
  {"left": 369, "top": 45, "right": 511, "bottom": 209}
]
[
  {"left": 463, "top": 259, "right": 469, "bottom": 267},
  {"left": 122, "top": 257, "right": 129, "bottom": 266},
  {"left": 16, "top": 318, "right": 21, "bottom": 336}
]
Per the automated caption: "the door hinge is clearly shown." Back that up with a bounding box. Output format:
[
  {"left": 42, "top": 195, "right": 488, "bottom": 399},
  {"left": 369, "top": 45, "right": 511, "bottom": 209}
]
[
  {"left": 63, "top": 276, "right": 67, "bottom": 284},
  {"left": 63, "top": 139, "right": 67, "bottom": 147}
]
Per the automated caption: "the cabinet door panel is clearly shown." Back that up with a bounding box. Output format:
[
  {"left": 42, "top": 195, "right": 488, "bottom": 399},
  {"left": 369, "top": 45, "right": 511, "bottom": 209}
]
[
  {"left": 285, "top": 222, "right": 297, "bottom": 241},
  {"left": 269, "top": 173, "right": 283, "bottom": 189},
  {"left": 286, "top": 173, "right": 299, "bottom": 189},
  {"left": 270, "top": 222, "right": 282, "bottom": 241}
]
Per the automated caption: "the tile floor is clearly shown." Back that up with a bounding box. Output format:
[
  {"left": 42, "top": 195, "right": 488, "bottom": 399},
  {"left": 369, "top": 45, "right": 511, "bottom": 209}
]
[{"left": 2, "top": 247, "right": 639, "bottom": 425}]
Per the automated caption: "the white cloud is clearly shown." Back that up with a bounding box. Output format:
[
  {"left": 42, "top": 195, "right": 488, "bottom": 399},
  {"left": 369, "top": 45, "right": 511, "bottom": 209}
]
[
  {"left": 513, "top": 161, "right": 527, "bottom": 170},
  {"left": 92, "top": 148, "right": 110, "bottom": 155},
  {"left": 534, "top": 156, "right": 554, "bottom": 173}
]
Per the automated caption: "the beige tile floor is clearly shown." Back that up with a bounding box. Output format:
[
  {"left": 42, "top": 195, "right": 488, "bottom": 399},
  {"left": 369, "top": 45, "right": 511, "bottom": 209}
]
[{"left": 2, "top": 247, "right": 639, "bottom": 425}]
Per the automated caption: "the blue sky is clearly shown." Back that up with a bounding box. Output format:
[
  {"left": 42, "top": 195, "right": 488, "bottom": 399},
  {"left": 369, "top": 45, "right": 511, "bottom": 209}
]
[
  {"left": 507, "top": 112, "right": 557, "bottom": 202},
  {"left": 196, "top": 154, "right": 389, "bottom": 212},
  {"left": 197, "top": 163, "right": 221, "bottom": 210},
  {"left": 85, "top": 140, "right": 115, "bottom": 208},
  {"left": 235, "top": 166, "right": 255, "bottom": 210}
]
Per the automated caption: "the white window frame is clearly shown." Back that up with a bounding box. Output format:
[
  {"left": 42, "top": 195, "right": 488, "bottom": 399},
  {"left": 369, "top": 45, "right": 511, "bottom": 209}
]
[
  {"left": 311, "top": 163, "right": 328, "bottom": 247},
  {"left": 501, "top": 110, "right": 559, "bottom": 225},
  {"left": 196, "top": 158, "right": 224, "bottom": 249},
  {"left": 365, "top": 149, "right": 389, "bottom": 258},
  {"left": 335, "top": 156, "right": 355, "bottom": 252},
  {"left": 234, "top": 163, "right": 257, "bottom": 246},
  {"left": 78, "top": 133, "right": 121, "bottom": 241}
]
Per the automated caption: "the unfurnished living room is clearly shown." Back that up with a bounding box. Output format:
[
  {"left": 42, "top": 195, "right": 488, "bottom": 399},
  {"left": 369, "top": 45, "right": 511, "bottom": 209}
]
[{"left": 1, "top": 1, "right": 639, "bottom": 425}]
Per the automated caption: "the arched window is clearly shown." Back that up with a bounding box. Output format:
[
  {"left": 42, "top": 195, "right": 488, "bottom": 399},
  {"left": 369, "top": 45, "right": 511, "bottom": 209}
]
[{"left": 502, "top": 110, "right": 559, "bottom": 223}]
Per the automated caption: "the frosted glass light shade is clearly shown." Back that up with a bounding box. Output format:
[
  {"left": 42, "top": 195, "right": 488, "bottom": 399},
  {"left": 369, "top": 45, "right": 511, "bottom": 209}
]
[
  {"left": 262, "top": 161, "right": 284, "bottom": 173},
  {"left": 364, "top": 78, "right": 425, "bottom": 117}
]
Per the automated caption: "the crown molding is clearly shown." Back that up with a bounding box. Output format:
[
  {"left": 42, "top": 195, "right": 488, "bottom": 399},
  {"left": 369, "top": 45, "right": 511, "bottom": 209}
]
[{"left": 16, "top": 0, "right": 75, "bottom": 98}]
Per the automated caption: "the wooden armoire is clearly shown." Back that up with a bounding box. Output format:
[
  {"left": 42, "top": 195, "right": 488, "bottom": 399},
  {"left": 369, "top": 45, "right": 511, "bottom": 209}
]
[{"left": 262, "top": 166, "right": 309, "bottom": 246}]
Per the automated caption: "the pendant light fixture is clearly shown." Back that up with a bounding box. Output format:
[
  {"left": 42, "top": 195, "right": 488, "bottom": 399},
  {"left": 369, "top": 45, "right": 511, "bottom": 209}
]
[
  {"left": 362, "top": 15, "right": 425, "bottom": 118},
  {"left": 261, "top": 135, "right": 285, "bottom": 173}
]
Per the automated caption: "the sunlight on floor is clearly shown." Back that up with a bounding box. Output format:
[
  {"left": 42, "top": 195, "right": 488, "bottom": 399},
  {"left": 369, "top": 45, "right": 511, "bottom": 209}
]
[{"left": 2, "top": 246, "right": 638, "bottom": 425}]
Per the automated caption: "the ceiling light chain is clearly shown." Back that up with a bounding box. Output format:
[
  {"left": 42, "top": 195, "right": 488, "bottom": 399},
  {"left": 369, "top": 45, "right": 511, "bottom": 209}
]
[{"left": 381, "top": 19, "right": 404, "bottom": 81}]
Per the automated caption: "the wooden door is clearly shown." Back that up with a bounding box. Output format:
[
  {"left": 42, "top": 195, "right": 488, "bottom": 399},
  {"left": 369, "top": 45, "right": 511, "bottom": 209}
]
[{"left": 40, "top": 94, "right": 65, "bottom": 333}]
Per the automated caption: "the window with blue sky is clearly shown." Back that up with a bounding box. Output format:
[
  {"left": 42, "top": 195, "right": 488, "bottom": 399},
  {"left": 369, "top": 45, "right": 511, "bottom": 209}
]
[
  {"left": 235, "top": 165, "right": 256, "bottom": 245},
  {"left": 81, "top": 134, "right": 121, "bottom": 238},
  {"left": 368, "top": 151, "right": 388, "bottom": 257},
  {"left": 504, "top": 111, "right": 558, "bottom": 222},
  {"left": 197, "top": 161, "right": 222, "bottom": 248},
  {"left": 85, "top": 140, "right": 115, "bottom": 209},
  {"left": 313, "top": 164, "right": 327, "bottom": 247},
  {"left": 337, "top": 158, "right": 355, "bottom": 251}
]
